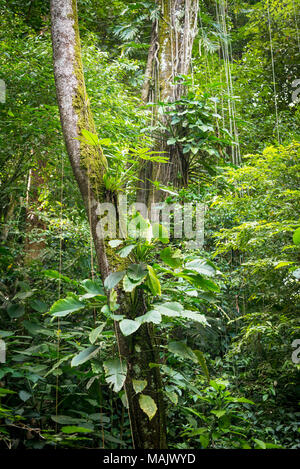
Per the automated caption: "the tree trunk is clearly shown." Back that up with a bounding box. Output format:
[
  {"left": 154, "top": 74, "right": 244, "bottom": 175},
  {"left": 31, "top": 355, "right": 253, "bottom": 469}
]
[
  {"left": 24, "top": 159, "right": 47, "bottom": 264},
  {"left": 50, "top": 0, "right": 167, "bottom": 449},
  {"left": 1, "top": 194, "right": 16, "bottom": 243},
  {"left": 138, "top": 0, "right": 199, "bottom": 205}
]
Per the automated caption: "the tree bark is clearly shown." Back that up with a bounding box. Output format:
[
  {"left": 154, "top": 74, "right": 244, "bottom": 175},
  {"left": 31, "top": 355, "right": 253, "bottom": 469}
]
[
  {"left": 0, "top": 195, "right": 16, "bottom": 243},
  {"left": 50, "top": 0, "right": 167, "bottom": 449},
  {"left": 24, "top": 159, "right": 47, "bottom": 264}
]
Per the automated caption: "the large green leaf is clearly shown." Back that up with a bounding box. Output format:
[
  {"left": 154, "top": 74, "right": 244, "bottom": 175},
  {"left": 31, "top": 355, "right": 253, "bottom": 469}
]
[
  {"left": 139, "top": 394, "right": 157, "bottom": 420},
  {"left": 61, "top": 426, "right": 93, "bottom": 434},
  {"left": 71, "top": 346, "right": 99, "bottom": 367},
  {"left": 132, "top": 379, "right": 147, "bottom": 394},
  {"left": 0, "top": 331, "right": 14, "bottom": 339},
  {"left": 80, "top": 279, "right": 105, "bottom": 299},
  {"left": 23, "top": 321, "right": 52, "bottom": 337},
  {"left": 123, "top": 275, "right": 145, "bottom": 292},
  {"left": 274, "top": 261, "right": 294, "bottom": 269},
  {"left": 136, "top": 310, "right": 162, "bottom": 325},
  {"left": 183, "top": 272, "right": 220, "bottom": 292},
  {"left": 153, "top": 303, "right": 208, "bottom": 325},
  {"left": 29, "top": 299, "right": 48, "bottom": 313},
  {"left": 44, "top": 269, "right": 74, "bottom": 284},
  {"left": 79, "top": 128, "right": 99, "bottom": 146},
  {"left": 167, "top": 137, "right": 176, "bottom": 145},
  {"left": 0, "top": 389, "right": 15, "bottom": 397},
  {"left": 146, "top": 265, "right": 161, "bottom": 296},
  {"left": 19, "top": 390, "right": 31, "bottom": 402},
  {"left": 230, "top": 397, "right": 255, "bottom": 404},
  {"left": 211, "top": 409, "right": 226, "bottom": 419},
  {"left": 181, "top": 310, "right": 209, "bottom": 325},
  {"left": 89, "top": 323, "right": 105, "bottom": 344},
  {"left": 109, "top": 239, "right": 123, "bottom": 248},
  {"left": 155, "top": 302, "right": 183, "bottom": 317},
  {"left": 160, "top": 247, "right": 182, "bottom": 268},
  {"left": 253, "top": 438, "right": 266, "bottom": 449},
  {"left": 118, "top": 245, "right": 135, "bottom": 258},
  {"left": 209, "top": 379, "right": 228, "bottom": 391},
  {"left": 103, "top": 359, "right": 127, "bottom": 392},
  {"left": 123, "top": 275, "right": 136, "bottom": 292},
  {"left": 185, "top": 258, "right": 216, "bottom": 277},
  {"left": 50, "top": 295, "right": 85, "bottom": 317},
  {"left": 7, "top": 304, "right": 25, "bottom": 319},
  {"left": 168, "top": 341, "right": 197, "bottom": 362},
  {"left": 200, "top": 434, "right": 210, "bottom": 449},
  {"left": 104, "top": 270, "right": 126, "bottom": 290},
  {"left": 119, "top": 319, "right": 141, "bottom": 336},
  {"left": 165, "top": 391, "right": 178, "bottom": 405},
  {"left": 13, "top": 290, "right": 34, "bottom": 300},
  {"left": 293, "top": 227, "right": 300, "bottom": 245},
  {"left": 51, "top": 415, "right": 79, "bottom": 425},
  {"left": 127, "top": 263, "right": 147, "bottom": 282}
]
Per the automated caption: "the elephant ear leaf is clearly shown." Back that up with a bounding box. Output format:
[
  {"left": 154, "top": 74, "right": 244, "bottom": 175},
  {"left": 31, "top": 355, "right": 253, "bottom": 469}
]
[
  {"left": 103, "top": 359, "right": 127, "bottom": 393},
  {"left": 80, "top": 279, "right": 105, "bottom": 299},
  {"left": 119, "top": 319, "right": 141, "bottom": 336},
  {"left": 50, "top": 295, "right": 85, "bottom": 317},
  {"left": 104, "top": 271, "right": 126, "bottom": 290}
]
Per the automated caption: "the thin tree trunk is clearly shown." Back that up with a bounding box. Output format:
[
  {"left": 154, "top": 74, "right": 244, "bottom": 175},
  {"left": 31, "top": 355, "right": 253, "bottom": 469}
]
[
  {"left": 1, "top": 195, "right": 16, "bottom": 243},
  {"left": 24, "top": 159, "right": 47, "bottom": 263},
  {"left": 50, "top": 0, "right": 167, "bottom": 449},
  {"left": 138, "top": 0, "right": 199, "bottom": 205}
]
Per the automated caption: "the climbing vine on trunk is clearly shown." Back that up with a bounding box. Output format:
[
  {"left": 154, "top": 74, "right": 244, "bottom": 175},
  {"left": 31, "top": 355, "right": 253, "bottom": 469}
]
[{"left": 138, "top": 0, "right": 199, "bottom": 205}]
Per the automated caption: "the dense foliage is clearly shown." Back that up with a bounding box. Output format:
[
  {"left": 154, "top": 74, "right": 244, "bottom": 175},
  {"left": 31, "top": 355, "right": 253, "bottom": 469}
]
[{"left": 0, "top": 0, "right": 299, "bottom": 450}]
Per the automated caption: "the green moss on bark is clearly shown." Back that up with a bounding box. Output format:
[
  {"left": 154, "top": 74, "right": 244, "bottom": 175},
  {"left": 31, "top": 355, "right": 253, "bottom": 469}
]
[{"left": 70, "top": 0, "right": 107, "bottom": 200}]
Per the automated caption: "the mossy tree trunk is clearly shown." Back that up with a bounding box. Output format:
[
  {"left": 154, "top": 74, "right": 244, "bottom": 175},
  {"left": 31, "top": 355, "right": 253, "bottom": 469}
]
[
  {"left": 138, "top": 0, "right": 199, "bottom": 205},
  {"left": 50, "top": 0, "right": 167, "bottom": 449}
]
